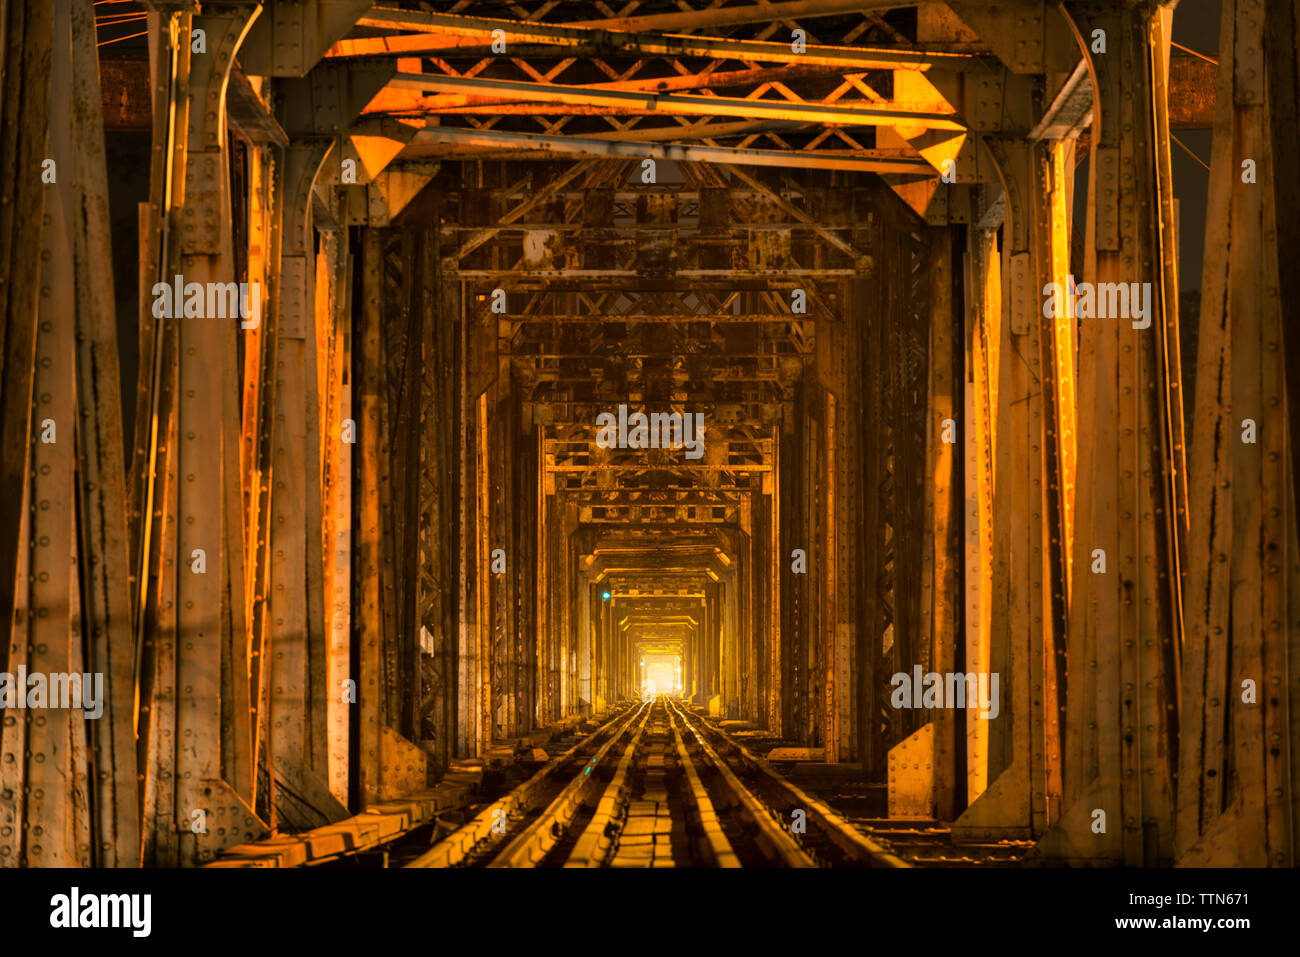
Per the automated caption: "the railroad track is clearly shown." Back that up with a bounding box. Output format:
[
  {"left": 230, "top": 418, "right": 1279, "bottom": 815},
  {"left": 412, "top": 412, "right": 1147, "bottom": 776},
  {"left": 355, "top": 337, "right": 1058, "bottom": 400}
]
[
  {"left": 836, "top": 819, "right": 1033, "bottom": 866},
  {"left": 766, "top": 757, "right": 1035, "bottom": 866},
  {"left": 405, "top": 696, "right": 908, "bottom": 868}
]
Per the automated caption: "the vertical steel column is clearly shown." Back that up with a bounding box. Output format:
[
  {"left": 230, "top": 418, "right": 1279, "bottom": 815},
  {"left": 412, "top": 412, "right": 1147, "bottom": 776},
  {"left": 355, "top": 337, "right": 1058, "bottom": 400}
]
[
  {"left": 804, "top": 396, "right": 822, "bottom": 744},
  {"left": 853, "top": 264, "right": 885, "bottom": 772},
  {"left": 71, "top": 0, "right": 140, "bottom": 865},
  {"left": 556, "top": 501, "right": 572, "bottom": 717},
  {"left": 17, "top": 3, "right": 79, "bottom": 861},
  {"left": 455, "top": 266, "right": 475, "bottom": 754},
  {"left": 489, "top": 381, "right": 509, "bottom": 741},
  {"left": 767, "top": 433, "right": 782, "bottom": 736},
  {"left": 924, "top": 227, "right": 960, "bottom": 819},
  {"left": 169, "top": 4, "right": 266, "bottom": 865},
  {"left": 577, "top": 545, "right": 591, "bottom": 714},
  {"left": 136, "top": 6, "right": 188, "bottom": 866},
  {"left": 268, "top": 139, "right": 339, "bottom": 825},
  {"left": 595, "top": 580, "right": 607, "bottom": 711},
  {"left": 0, "top": 0, "right": 53, "bottom": 691},
  {"left": 536, "top": 430, "right": 549, "bottom": 725},
  {"left": 1178, "top": 0, "right": 1296, "bottom": 867},
  {"left": 739, "top": 498, "right": 756, "bottom": 721},
  {"left": 1028, "top": 2, "right": 1184, "bottom": 865},
  {"left": 822, "top": 396, "right": 839, "bottom": 761},
  {"left": 476, "top": 391, "right": 491, "bottom": 751},
  {"left": 239, "top": 138, "right": 282, "bottom": 823},
  {"left": 516, "top": 410, "right": 536, "bottom": 732},
  {"left": 357, "top": 228, "right": 384, "bottom": 802},
  {"left": 323, "top": 226, "right": 352, "bottom": 799},
  {"left": 416, "top": 229, "right": 455, "bottom": 774},
  {"left": 962, "top": 225, "right": 1001, "bottom": 806},
  {"left": 953, "top": 138, "right": 1065, "bottom": 843}
]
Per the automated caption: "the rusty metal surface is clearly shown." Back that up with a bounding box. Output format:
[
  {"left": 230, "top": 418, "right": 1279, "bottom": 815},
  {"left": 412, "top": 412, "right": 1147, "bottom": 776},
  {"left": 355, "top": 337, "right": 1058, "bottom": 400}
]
[
  {"left": 1169, "top": 54, "right": 1217, "bottom": 127},
  {"left": 2, "top": 0, "right": 1293, "bottom": 874},
  {"left": 100, "top": 56, "right": 151, "bottom": 130}
]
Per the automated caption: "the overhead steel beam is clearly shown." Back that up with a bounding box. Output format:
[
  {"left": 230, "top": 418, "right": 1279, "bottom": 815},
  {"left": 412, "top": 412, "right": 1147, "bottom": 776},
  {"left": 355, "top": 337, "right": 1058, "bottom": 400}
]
[
  {"left": 519, "top": 353, "right": 791, "bottom": 360},
  {"left": 359, "top": 8, "right": 976, "bottom": 70},
  {"left": 411, "top": 126, "right": 937, "bottom": 175},
  {"left": 440, "top": 186, "right": 852, "bottom": 201},
  {"left": 1027, "top": 59, "right": 1092, "bottom": 141},
  {"left": 391, "top": 74, "right": 964, "bottom": 130},
  {"left": 508, "top": 315, "right": 805, "bottom": 323},
  {"left": 718, "top": 163, "right": 864, "bottom": 263},
  {"left": 549, "top": 464, "right": 772, "bottom": 473},
  {"left": 572, "top": 0, "right": 914, "bottom": 32},
  {"left": 455, "top": 158, "right": 598, "bottom": 261},
  {"left": 327, "top": 32, "right": 489, "bottom": 56},
  {"left": 239, "top": 0, "right": 373, "bottom": 77},
  {"left": 465, "top": 219, "right": 866, "bottom": 233},
  {"left": 391, "top": 65, "right": 853, "bottom": 110},
  {"left": 458, "top": 269, "right": 854, "bottom": 279},
  {"left": 589, "top": 119, "right": 806, "bottom": 141},
  {"left": 568, "top": 493, "right": 751, "bottom": 502},
  {"left": 358, "top": 0, "right": 925, "bottom": 36}
]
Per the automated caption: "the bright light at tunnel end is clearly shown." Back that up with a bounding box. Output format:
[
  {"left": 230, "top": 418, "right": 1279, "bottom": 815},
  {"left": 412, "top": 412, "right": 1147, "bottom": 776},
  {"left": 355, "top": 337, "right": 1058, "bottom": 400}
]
[{"left": 641, "top": 654, "right": 681, "bottom": 698}]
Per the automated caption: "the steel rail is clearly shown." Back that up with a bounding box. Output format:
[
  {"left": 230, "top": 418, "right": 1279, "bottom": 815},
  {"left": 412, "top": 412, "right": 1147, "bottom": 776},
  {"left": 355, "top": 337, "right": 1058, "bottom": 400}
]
[
  {"left": 666, "top": 698, "right": 816, "bottom": 867},
  {"left": 666, "top": 703, "right": 742, "bottom": 867},
  {"left": 673, "top": 701, "right": 911, "bottom": 868},
  {"left": 562, "top": 704, "right": 655, "bottom": 866},
  {"left": 488, "top": 700, "right": 653, "bottom": 867},
  {"left": 404, "top": 704, "right": 641, "bottom": 868},
  {"left": 566, "top": 697, "right": 742, "bottom": 867}
]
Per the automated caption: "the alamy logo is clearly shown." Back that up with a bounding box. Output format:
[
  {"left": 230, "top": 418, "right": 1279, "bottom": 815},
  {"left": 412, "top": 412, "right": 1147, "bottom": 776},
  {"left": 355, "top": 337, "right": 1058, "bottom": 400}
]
[
  {"left": 49, "top": 887, "right": 151, "bottom": 937},
  {"left": 595, "top": 404, "right": 705, "bottom": 460},
  {"left": 890, "top": 667, "right": 1000, "bottom": 720},
  {"left": 0, "top": 667, "right": 103, "bottom": 719},
  {"left": 1042, "top": 274, "right": 1152, "bottom": 329},
  {"left": 151, "top": 274, "right": 261, "bottom": 329}
]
